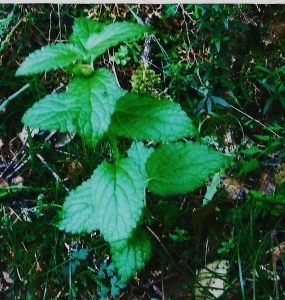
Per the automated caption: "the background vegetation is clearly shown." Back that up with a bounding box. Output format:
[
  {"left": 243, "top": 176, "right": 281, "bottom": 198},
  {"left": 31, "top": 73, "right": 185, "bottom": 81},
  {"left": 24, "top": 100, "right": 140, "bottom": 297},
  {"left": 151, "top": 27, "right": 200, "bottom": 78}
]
[{"left": 1, "top": 4, "right": 285, "bottom": 299}]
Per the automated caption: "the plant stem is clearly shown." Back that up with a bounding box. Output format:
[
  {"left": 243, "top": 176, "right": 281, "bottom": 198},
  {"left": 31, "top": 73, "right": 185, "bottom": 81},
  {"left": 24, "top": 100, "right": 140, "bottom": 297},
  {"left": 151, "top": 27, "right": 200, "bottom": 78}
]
[
  {"left": 0, "top": 18, "right": 22, "bottom": 51},
  {"left": 230, "top": 104, "right": 280, "bottom": 138},
  {"left": 237, "top": 235, "right": 246, "bottom": 300},
  {"left": 106, "top": 131, "right": 120, "bottom": 162},
  {"left": 27, "top": 126, "right": 36, "bottom": 167},
  {"left": 0, "top": 83, "right": 30, "bottom": 111}
]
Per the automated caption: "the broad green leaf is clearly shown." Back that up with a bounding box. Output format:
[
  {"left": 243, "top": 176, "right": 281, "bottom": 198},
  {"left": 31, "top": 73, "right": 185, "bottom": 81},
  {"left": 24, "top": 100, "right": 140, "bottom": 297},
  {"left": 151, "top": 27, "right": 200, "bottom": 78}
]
[
  {"left": 69, "top": 18, "right": 104, "bottom": 55},
  {"left": 146, "top": 142, "right": 229, "bottom": 196},
  {"left": 22, "top": 69, "right": 126, "bottom": 148},
  {"left": 110, "top": 228, "right": 152, "bottom": 283},
  {"left": 86, "top": 22, "right": 149, "bottom": 60},
  {"left": 58, "top": 158, "right": 145, "bottom": 243},
  {"left": 111, "top": 93, "right": 197, "bottom": 142},
  {"left": 16, "top": 43, "right": 82, "bottom": 76},
  {"left": 127, "top": 141, "right": 154, "bottom": 181},
  {"left": 23, "top": 92, "right": 77, "bottom": 133}
]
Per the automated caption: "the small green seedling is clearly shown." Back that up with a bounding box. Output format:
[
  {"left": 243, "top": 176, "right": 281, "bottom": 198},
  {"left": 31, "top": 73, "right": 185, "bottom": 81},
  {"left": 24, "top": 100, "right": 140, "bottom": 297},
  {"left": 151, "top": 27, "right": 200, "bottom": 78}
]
[{"left": 16, "top": 17, "right": 229, "bottom": 282}]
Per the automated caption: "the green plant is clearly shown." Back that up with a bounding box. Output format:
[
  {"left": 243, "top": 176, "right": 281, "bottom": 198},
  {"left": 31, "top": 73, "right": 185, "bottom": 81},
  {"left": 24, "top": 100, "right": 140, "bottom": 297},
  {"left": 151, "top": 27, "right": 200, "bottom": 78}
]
[
  {"left": 60, "top": 245, "right": 125, "bottom": 299},
  {"left": 61, "top": 247, "right": 90, "bottom": 275},
  {"left": 16, "top": 17, "right": 229, "bottom": 283},
  {"left": 169, "top": 227, "right": 188, "bottom": 242},
  {"left": 110, "top": 44, "right": 130, "bottom": 66},
  {"left": 160, "top": 4, "right": 249, "bottom": 108},
  {"left": 95, "top": 261, "right": 126, "bottom": 300},
  {"left": 256, "top": 65, "right": 285, "bottom": 114},
  {"left": 224, "top": 196, "right": 284, "bottom": 300},
  {"left": 217, "top": 236, "right": 235, "bottom": 254},
  {"left": 131, "top": 63, "right": 169, "bottom": 99},
  {"left": 0, "top": 6, "right": 22, "bottom": 52}
]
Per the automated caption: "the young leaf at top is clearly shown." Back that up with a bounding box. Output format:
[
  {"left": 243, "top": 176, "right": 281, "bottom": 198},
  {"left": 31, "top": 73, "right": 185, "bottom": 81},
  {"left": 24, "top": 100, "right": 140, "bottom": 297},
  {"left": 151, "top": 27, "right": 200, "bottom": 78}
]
[
  {"left": 110, "top": 92, "right": 198, "bottom": 142},
  {"left": 146, "top": 142, "right": 229, "bottom": 196},
  {"left": 110, "top": 228, "right": 152, "bottom": 283},
  {"left": 69, "top": 18, "right": 104, "bottom": 56},
  {"left": 22, "top": 69, "right": 126, "bottom": 148},
  {"left": 58, "top": 158, "right": 145, "bottom": 243},
  {"left": 127, "top": 141, "right": 154, "bottom": 181},
  {"left": 15, "top": 43, "right": 83, "bottom": 76},
  {"left": 86, "top": 22, "right": 149, "bottom": 60}
]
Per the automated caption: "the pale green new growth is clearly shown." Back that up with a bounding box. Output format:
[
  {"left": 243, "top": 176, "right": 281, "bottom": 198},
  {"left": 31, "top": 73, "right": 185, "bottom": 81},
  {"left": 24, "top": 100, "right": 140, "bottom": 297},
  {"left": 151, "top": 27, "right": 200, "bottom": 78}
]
[
  {"left": 146, "top": 142, "right": 229, "bottom": 196},
  {"left": 16, "top": 18, "right": 148, "bottom": 77},
  {"left": 111, "top": 93, "right": 198, "bottom": 141},
  {"left": 22, "top": 69, "right": 125, "bottom": 148},
  {"left": 86, "top": 22, "right": 149, "bottom": 59},
  {"left": 58, "top": 158, "right": 145, "bottom": 243},
  {"left": 69, "top": 18, "right": 104, "bottom": 56}
]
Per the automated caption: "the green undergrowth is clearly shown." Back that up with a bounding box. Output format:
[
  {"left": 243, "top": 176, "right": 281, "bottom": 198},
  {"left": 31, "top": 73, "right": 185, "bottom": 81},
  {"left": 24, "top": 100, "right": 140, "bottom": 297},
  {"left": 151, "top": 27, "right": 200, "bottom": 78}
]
[{"left": 1, "top": 4, "right": 285, "bottom": 300}]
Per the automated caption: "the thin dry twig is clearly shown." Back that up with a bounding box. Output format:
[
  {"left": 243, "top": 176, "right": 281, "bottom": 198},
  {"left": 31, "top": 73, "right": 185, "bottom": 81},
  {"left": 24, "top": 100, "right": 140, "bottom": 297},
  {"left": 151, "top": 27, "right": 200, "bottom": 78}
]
[{"left": 146, "top": 226, "right": 174, "bottom": 264}]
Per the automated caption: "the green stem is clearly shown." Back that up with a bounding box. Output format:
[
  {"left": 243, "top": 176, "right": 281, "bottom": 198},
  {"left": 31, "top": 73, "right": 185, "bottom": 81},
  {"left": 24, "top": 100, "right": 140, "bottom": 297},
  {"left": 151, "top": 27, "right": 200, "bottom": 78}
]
[
  {"left": 0, "top": 186, "right": 46, "bottom": 192},
  {"left": 0, "top": 83, "right": 30, "bottom": 111},
  {"left": 237, "top": 235, "right": 246, "bottom": 300},
  {"left": 0, "top": 19, "right": 22, "bottom": 51},
  {"left": 230, "top": 104, "right": 280, "bottom": 138},
  {"left": 106, "top": 131, "right": 120, "bottom": 162},
  {"left": 69, "top": 251, "right": 72, "bottom": 300},
  {"left": 27, "top": 126, "right": 36, "bottom": 167}
]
